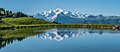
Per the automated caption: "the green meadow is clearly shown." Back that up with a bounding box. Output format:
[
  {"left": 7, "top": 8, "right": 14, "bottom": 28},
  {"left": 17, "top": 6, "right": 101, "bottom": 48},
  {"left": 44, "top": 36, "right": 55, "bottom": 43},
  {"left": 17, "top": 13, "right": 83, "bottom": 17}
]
[{"left": 0, "top": 17, "right": 115, "bottom": 30}]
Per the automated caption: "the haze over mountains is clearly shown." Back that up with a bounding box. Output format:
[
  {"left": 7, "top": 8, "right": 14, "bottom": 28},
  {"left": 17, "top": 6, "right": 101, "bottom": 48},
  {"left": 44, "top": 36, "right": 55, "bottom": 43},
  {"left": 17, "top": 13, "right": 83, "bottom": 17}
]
[{"left": 35, "top": 8, "right": 120, "bottom": 24}]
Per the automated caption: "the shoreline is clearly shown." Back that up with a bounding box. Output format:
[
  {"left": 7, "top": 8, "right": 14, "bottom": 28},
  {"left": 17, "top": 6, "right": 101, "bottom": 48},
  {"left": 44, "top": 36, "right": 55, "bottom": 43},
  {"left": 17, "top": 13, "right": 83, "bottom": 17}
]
[{"left": 0, "top": 24, "right": 116, "bottom": 30}]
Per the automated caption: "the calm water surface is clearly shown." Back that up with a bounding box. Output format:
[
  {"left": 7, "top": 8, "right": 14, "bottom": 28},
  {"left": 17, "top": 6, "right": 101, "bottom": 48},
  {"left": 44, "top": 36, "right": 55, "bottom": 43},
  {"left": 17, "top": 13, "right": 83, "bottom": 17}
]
[{"left": 0, "top": 28, "right": 120, "bottom": 52}]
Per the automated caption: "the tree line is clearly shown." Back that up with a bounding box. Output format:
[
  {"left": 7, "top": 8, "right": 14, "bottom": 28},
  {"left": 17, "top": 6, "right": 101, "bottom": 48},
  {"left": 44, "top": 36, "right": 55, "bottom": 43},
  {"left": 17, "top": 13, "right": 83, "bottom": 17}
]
[{"left": 0, "top": 8, "right": 30, "bottom": 18}]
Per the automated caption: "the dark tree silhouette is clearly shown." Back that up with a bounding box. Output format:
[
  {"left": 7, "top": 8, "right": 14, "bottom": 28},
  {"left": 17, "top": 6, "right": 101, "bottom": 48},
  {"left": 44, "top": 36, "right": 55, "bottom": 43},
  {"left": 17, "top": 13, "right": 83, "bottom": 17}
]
[{"left": 0, "top": 8, "right": 29, "bottom": 18}]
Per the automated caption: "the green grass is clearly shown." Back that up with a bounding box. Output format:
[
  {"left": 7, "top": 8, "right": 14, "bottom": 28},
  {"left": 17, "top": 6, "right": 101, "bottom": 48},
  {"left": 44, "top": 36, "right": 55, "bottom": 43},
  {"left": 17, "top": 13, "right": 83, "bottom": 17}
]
[
  {"left": 1, "top": 17, "right": 54, "bottom": 25},
  {"left": 55, "top": 24, "right": 114, "bottom": 29},
  {"left": 0, "top": 28, "right": 51, "bottom": 39},
  {"left": 0, "top": 17, "right": 116, "bottom": 30},
  {"left": 0, "top": 23, "right": 11, "bottom": 27},
  {"left": 0, "top": 28, "right": 52, "bottom": 48}
]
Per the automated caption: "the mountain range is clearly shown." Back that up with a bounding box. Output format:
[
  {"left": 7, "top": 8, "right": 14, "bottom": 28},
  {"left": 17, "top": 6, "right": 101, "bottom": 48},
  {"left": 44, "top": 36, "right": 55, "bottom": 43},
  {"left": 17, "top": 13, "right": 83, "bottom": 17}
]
[{"left": 34, "top": 8, "right": 120, "bottom": 24}]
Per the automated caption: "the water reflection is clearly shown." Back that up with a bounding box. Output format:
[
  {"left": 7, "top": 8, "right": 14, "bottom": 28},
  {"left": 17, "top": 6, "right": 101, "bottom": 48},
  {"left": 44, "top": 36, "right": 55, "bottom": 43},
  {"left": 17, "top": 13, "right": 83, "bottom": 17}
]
[
  {"left": 0, "top": 28, "right": 44, "bottom": 49},
  {"left": 0, "top": 28, "right": 120, "bottom": 50},
  {"left": 0, "top": 37, "right": 25, "bottom": 49},
  {"left": 38, "top": 28, "right": 120, "bottom": 41}
]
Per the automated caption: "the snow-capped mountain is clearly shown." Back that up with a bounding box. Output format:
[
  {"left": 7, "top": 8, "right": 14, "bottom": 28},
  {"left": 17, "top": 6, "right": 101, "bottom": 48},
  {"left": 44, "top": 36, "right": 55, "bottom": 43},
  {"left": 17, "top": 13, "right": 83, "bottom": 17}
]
[
  {"left": 35, "top": 8, "right": 88, "bottom": 21},
  {"left": 34, "top": 8, "right": 120, "bottom": 24}
]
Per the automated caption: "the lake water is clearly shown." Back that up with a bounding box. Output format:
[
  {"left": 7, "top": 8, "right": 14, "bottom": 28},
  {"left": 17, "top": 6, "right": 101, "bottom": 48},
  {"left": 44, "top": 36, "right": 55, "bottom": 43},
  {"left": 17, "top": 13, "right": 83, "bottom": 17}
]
[{"left": 0, "top": 28, "right": 120, "bottom": 52}]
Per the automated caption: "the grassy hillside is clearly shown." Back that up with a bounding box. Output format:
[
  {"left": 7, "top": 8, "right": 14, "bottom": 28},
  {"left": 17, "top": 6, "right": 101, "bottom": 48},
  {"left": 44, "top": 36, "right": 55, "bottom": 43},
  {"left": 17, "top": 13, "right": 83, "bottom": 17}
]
[
  {"left": 0, "top": 17, "right": 54, "bottom": 27},
  {"left": 0, "top": 17, "right": 116, "bottom": 30},
  {"left": 0, "top": 28, "right": 51, "bottom": 39}
]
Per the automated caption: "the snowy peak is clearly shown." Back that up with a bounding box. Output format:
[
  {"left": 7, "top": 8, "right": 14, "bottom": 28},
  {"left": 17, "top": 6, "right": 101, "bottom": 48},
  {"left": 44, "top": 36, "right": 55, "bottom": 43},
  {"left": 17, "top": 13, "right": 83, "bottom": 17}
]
[
  {"left": 53, "top": 8, "right": 64, "bottom": 14},
  {"left": 35, "top": 8, "right": 86, "bottom": 21},
  {"left": 42, "top": 8, "right": 64, "bottom": 16}
]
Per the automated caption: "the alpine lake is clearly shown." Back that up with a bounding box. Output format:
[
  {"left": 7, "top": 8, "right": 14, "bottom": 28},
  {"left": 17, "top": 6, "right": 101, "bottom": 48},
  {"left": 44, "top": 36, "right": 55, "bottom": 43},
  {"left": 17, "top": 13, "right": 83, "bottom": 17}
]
[{"left": 0, "top": 27, "right": 120, "bottom": 52}]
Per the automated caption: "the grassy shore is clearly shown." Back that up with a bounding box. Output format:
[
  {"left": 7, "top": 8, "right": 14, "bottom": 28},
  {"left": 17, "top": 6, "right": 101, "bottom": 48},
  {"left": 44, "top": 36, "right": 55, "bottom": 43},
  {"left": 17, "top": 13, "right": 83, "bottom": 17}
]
[{"left": 0, "top": 17, "right": 115, "bottom": 30}]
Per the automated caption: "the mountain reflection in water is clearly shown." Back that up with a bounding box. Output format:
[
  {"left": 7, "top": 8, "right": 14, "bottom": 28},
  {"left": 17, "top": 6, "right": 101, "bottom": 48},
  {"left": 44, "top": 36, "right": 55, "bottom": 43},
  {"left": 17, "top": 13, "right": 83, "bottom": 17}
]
[
  {"left": 37, "top": 28, "right": 120, "bottom": 41},
  {"left": 0, "top": 28, "right": 120, "bottom": 50}
]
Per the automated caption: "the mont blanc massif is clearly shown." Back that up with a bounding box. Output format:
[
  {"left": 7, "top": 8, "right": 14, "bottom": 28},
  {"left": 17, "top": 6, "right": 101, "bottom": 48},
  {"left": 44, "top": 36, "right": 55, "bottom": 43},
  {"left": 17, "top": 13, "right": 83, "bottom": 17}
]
[{"left": 35, "top": 8, "right": 120, "bottom": 24}]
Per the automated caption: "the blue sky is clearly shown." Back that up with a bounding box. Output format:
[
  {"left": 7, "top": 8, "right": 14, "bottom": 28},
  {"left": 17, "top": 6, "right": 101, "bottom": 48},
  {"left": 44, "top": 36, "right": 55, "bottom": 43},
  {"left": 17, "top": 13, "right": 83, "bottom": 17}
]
[{"left": 0, "top": 0, "right": 120, "bottom": 15}]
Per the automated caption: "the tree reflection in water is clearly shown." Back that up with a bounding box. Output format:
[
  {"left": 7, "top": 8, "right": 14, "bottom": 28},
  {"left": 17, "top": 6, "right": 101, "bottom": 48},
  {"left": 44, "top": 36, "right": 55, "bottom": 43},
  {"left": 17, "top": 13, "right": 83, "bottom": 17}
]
[
  {"left": 0, "top": 28, "right": 47, "bottom": 49},
  {"left": 0, "top": 37, "right": 25, "bottom": 49}
]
